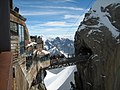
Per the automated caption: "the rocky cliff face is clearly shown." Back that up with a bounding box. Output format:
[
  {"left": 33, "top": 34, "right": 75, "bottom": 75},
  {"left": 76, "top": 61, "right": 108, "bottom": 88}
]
[{"left": 74, "top": 0, "right": 120, "bottom": 90}]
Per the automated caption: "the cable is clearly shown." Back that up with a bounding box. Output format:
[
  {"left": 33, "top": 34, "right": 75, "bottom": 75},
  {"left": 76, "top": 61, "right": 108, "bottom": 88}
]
[
  {"left": 44, "top": 0, "right": 95, "bottom": 43},
  {"left": 65, "top": 0, "right": 94, "bottom": 35},
  {"left": 64, "top": 0, "right": 95, "bottom": 37},
  {"left": 43, "top": 0, "right": 95, "bottom": 39}
]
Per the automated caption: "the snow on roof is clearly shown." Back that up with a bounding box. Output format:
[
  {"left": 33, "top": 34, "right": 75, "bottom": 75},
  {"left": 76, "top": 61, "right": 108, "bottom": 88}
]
[
  {"left": 27, "top": 42, "right": 37, "bottom": 47},
  {"left": 42, "top": 50, "right": 50, "bottom": 55},
  {"left": 33, "top": 50, "right": 50, "bottom": 56},
  {"left": 44, "top": 65, "right": 76, "bottom": 90}
]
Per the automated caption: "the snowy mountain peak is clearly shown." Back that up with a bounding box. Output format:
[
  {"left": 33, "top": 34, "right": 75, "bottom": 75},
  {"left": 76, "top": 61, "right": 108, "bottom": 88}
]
[
  {"left": 44, "top": 37, "right": 74, "bottom": 56},
  {"left": 92, "top": 0, "right": 120, "bottom": 9},
  {"left": 78, "top": 0, "right": 120, "bottom": 39},
  {"left": 49, "top": 46, "right": 60, "bottom": 55}
]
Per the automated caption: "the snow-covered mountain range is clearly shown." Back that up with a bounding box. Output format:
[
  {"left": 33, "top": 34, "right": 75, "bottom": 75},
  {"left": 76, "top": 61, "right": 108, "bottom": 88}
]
[{"left": 44, "top": 37, "right": 74, "bottom": 57}]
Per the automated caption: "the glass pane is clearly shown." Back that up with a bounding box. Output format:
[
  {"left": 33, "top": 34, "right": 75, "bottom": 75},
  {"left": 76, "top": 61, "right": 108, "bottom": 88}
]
[
  {"left": 10, "top": 22, "right": 18, "bottom": 35},
  {"left": 19, "top": 24, "right": 25, "bottom": 54}
]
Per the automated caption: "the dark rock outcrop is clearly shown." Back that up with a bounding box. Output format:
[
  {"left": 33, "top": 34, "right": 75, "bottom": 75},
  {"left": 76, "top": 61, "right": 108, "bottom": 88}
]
[{"left": 74, "top": 0, "right": 120, "bottom": 90}]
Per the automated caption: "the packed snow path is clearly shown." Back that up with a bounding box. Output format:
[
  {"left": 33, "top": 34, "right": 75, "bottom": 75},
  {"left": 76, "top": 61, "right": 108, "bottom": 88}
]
[{"left": 44, "top": 65, "right": 77, "bottom": 90}]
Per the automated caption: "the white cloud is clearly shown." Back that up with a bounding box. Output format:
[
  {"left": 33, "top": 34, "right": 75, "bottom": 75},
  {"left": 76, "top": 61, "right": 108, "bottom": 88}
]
[
  {"left": 29, "top": 6, "right": 84, "bottom": 11},
  {"left": 64, "top": 15, "right": 80, "bottom": 19},
  {"left": 50, "top": 0, "right": 76, "bottom": 3},
  {"left": 28, "top": 23, "right": 77, "bottom": 33},
  {"left": 26, "top": 20, "right": 40, "bottom": 24},
  {"left": 63, "top": 14, "right": 84, "bottom": 27},
  {"left": 27, "top": 14, "right": 85, "bottom": 37},
  {"left": 43, "top": 28, "right": 64, "bottom": 32},
  {"left": 27, "top": 21, "right": 78, "bottom": 40},
  {"left": 40, "top": 21, "right": 72, "bottom": 27},
  {"left": 28, "top": 21, "right": 76, "bottom": 28},
  {"left": 41, "top": 21, "right": 66, "bottom": 26},
  {"left": 21, "top": 11, "right": 66, "bottom": 16},
  {"left": 29, "top": 27, "right": 75, "bottom": 40},
  {"left": 27, "top": 19, "right": 83, "bottom": 35},
  {"left": 26, "top": 14, "right": 85, "bottom": 40},
  {"left": 28, "top": 26, "right": 76, "bottom": 37},
  {"left": 64, "top": 14, "right": 84, "bottom": 22}
]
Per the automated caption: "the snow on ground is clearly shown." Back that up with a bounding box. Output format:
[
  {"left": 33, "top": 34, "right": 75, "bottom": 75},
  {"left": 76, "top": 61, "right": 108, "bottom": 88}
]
[{"left": 44, "top": 65, "right": 77, "bottom": 90}]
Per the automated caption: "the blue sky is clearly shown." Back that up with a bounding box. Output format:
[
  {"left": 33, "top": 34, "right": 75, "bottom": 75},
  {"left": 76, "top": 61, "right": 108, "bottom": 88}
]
[{"left": 14, "top": 0, "right": 96, "bottom": 39}]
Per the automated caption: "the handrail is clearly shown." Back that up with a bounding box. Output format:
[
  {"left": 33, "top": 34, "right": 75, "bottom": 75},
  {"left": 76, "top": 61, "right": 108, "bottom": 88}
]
[{"left": 46, "top": 55, "right": 90, "bottom": 69}]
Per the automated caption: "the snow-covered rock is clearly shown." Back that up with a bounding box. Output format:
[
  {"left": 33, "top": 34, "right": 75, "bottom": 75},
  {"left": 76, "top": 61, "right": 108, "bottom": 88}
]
[
  {"left": 27, "top": 42, "right": 37, "bottom": 47},
  {"left": 74, "top": 0, "right": 120, "bottom": 90}
]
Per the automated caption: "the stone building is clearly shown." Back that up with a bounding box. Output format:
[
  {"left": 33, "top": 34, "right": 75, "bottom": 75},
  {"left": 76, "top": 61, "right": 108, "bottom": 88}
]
[
  {"left": 10, "top": 0, "right": 30, "bottom": 89},
  {"left": 0, "top": 0, "right": 48, "bottom": 90},
  {"left": 30, "top": 36, "right": 44, "bottom": 50}
]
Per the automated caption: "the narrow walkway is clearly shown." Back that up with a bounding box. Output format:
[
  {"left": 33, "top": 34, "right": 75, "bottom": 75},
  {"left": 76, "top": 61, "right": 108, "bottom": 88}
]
[{"left": 42, "top": 55, "right": 90, "bottom": 69}]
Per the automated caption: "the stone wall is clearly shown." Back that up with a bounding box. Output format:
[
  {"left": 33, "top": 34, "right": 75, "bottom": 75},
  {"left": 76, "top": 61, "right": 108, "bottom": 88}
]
[{"left": 13, "top": 62, "right": 29, "bottom": 90}]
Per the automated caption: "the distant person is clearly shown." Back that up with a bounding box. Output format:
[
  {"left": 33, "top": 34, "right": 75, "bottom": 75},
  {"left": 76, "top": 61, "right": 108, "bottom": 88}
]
[{"left": 70, "top": 81, "right": 76, "bottom": 90}]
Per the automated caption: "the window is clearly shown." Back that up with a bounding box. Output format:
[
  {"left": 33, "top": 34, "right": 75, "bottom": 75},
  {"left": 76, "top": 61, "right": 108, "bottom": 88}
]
[
  {"left": 19, "top": 24, "right": 25, "bottom": 54},
  {"left": 13, "top": 67, "right": 15, "bottom": 78},
  {"left": 10, "top": 21, "right": 18, "bottom": 35}
]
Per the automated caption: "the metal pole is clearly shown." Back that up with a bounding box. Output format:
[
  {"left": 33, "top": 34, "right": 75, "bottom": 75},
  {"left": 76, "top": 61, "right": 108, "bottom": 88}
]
[{"left": 0, "top": 0, "right": 10, "bottom": 52}]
